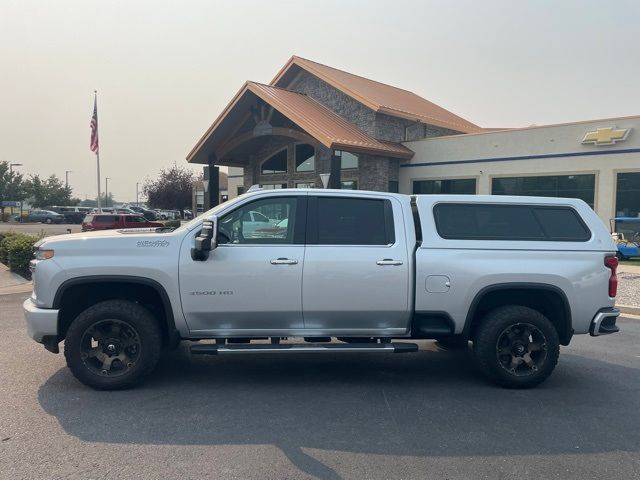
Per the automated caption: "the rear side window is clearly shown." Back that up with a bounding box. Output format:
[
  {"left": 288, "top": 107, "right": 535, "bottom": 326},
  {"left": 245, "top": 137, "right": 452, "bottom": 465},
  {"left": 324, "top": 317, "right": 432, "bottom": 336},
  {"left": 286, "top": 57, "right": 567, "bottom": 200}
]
[
  {"left": 310, "top": 197, "right": 394, "bottom": 245},
  {"left": 433, "top": 203, "right": 590, "bottom": 241},
  {"left": 95, "top": 215, "right": 118, "bottom": 223}
]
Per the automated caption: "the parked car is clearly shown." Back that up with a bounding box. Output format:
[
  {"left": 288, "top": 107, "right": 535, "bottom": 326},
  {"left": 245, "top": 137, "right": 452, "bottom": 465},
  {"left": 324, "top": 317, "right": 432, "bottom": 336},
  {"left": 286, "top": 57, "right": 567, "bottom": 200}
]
[
  {"left": 81, "top": 214, "right": 163, "bottom": 231},
  {"left": 26, "top": 209, "right": 64, "bottom": 224},
  {"left": 126, "top": 205, "right": 158, "bottom": 221},
  {"left": 115, "top": 208, "right": 136, "bottom": 214},
  {"left": 89, "top": 208, "right": 115, "bottom": 214},
  {"left": 25, "top": 190, "right": 620, "bottom": 390},
  {"left": 183, "top": 209, "right": 194, "bottom": 220},
  {"left": 48, "top": 206, "right": 92, "bottom": 224}
]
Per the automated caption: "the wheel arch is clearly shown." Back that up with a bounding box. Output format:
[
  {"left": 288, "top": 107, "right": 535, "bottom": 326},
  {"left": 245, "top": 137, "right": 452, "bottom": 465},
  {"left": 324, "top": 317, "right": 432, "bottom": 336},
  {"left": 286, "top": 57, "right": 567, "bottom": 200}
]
[
  {"left": 53, "top": 275, "right": 180, "bottom": 347},
  {"left": 463, "top": 283, "right": 573, "bottom": 345}
]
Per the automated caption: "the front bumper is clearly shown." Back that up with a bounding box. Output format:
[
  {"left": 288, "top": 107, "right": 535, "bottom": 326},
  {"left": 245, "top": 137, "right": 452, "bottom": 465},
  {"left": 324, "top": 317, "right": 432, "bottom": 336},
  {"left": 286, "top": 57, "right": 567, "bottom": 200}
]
[
  {"left": 590, "top": 307, "right": 620, "bottom": 336},
  {"left": 23, "top": 298, "right": 59, "bottom": 343}
]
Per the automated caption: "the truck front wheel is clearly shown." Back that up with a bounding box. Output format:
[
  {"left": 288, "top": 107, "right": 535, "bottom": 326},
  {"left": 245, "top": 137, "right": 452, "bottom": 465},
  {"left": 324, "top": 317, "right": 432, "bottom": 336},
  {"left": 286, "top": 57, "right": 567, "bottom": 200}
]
[
  {"left": 473, "top": 305, "right": 559, "bottom": 389},
  {"left": 64, "top": 300, "right": 162, "bottom": 390}
]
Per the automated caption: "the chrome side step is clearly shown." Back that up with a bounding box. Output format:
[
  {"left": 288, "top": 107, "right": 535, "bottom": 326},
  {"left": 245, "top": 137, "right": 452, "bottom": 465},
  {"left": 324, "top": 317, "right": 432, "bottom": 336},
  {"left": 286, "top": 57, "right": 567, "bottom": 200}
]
[{"left": 190, "top": 342, "right": 419, "bottom": 355}]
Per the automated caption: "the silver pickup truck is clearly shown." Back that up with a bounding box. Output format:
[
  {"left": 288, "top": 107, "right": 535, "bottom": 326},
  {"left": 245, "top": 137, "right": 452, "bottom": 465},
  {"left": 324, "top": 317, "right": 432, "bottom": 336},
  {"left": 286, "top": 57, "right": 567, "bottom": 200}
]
[{"left": 24, "top": 189, "right": 620, "bottom": 390}]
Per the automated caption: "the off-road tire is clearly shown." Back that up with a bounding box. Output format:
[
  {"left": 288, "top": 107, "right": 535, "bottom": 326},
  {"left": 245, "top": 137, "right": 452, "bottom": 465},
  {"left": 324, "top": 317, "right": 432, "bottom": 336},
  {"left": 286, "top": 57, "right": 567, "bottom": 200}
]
[
  {"left": 473, "top": 305, "right": 559, "bottom": 389},
  {"left": 64, "top": 300, "right": 162, "bottom": 390}
]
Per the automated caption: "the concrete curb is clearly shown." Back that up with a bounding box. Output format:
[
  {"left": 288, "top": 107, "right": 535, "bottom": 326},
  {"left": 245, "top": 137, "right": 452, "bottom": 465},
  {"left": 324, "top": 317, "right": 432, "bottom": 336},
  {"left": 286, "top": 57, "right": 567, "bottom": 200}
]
[{"left": 617, "top": 304, "right": 640, "bottom": 316}]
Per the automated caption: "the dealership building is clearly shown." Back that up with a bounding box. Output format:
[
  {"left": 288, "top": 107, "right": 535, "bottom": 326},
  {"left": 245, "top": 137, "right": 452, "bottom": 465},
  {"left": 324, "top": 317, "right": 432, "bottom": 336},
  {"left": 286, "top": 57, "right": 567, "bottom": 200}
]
[{"left": 187, "top": 56, "right": 640, "bottom": 224}]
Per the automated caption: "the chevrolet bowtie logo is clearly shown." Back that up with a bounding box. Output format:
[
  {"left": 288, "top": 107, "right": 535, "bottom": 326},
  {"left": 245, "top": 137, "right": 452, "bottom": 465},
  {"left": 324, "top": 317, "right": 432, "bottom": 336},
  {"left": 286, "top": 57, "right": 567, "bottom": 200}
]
[{"left": 582, "top": 127, "right": 630, "bottom": 146}]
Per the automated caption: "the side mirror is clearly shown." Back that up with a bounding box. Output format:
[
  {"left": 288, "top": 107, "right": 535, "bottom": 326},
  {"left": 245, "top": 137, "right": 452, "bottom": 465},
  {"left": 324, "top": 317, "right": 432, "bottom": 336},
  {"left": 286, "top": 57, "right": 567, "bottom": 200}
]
[{"left": 191, "top": 215, "right": 218, "bottom": 261}]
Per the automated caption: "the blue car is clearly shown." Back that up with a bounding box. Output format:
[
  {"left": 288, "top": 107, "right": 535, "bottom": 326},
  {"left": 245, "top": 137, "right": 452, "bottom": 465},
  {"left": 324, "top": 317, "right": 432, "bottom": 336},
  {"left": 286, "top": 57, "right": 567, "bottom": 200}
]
[
  {"left": 27, "top": 209, "right": 65, "bottom": 224},
  {"left": 611, "top": 217, "right": 640, "bottom": 260}
]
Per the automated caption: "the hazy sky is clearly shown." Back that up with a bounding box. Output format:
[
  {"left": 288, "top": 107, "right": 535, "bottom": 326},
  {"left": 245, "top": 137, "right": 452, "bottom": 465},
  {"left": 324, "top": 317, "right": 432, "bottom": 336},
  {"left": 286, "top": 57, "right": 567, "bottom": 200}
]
[{"left": 1, "top": 0, "right": 639, "bottom": 202}]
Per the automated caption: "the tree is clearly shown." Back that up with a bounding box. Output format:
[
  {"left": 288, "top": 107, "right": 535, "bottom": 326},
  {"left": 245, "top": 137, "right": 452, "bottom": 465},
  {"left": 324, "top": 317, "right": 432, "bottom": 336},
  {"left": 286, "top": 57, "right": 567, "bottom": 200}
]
[
  {"left": 24, "top": 174, "right": 73, "bottom": 208},
  {"left": 0, "top": 161, "right": 27, "bottom": 221},
  {"left": 144, "top": 164, "right": 196, "bottom": 211}
]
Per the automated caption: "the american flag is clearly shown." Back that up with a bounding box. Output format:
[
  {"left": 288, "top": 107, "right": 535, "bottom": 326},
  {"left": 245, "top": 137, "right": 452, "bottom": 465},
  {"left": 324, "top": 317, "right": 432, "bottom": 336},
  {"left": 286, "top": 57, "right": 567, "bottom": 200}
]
[{"left": 90, "top": 95, "right": 99, "bottom": 153}]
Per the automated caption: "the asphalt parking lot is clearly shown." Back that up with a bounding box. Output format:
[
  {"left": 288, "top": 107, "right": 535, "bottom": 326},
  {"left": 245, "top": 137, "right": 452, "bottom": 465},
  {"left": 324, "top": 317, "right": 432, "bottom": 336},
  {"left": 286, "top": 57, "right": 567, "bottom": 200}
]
[
  {"left": 0, "top": 223, "right": 82, "bottom": 236},
  {"left": 1, "top": 292, "right": 639, "bottom": 480}
]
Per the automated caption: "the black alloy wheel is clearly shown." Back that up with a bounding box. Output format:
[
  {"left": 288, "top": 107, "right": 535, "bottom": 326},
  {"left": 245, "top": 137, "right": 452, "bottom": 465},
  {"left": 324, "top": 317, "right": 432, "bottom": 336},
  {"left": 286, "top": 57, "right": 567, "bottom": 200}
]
[
  {"left": 64, "top": 300, "right": 162, "bottom": 389},
  {"left": 473, "top": 305, "right": 560, "bottom": 388}
]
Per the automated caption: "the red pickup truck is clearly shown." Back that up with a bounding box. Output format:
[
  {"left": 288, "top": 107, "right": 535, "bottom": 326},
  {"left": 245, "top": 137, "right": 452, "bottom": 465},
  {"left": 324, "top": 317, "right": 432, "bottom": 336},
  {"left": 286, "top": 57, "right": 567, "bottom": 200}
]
[{"left": 81, "top": 214, "right": 164, "bottom": 232}]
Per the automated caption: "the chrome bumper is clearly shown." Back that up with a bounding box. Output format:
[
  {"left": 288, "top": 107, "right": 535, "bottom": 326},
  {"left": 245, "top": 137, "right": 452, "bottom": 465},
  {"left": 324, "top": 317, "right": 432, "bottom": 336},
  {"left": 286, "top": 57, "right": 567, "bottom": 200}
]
[
  {"left": 589, "top": 308, "right": 620, "bottom": 336},
  {"left": 23, "top": 298, "right": 59, "bottom": 343}
]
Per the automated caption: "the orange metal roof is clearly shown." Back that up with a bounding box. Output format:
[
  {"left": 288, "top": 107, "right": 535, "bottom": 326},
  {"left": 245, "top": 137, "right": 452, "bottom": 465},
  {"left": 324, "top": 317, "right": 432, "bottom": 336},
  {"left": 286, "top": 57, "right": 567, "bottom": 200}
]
[
  {"left": 187, "top": 81, "right": 414, "bottom": 163},
  {"left": 271, "top": 56, "right": 482, "bottom": 134}
]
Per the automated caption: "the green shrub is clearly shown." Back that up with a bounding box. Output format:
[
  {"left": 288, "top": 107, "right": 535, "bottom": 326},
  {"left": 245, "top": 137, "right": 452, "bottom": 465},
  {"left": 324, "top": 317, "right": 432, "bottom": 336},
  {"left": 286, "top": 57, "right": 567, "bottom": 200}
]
[
  {"left": 2, "top": 233, "right": 38, "bottom": 277},
  {"left": 0, "top": 232, "right": 19, "bottom": 264},
  {"left": 161, "top": 219, "right": 181, "bottom": 229}
]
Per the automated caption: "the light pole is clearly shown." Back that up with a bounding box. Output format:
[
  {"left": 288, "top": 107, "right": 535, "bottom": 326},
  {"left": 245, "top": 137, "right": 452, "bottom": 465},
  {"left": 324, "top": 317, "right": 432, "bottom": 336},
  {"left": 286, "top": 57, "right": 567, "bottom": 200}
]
[
  {"left": 136, "top": 182, "right": 139, "bottom": 206},
  {"left": 9, "top": 163, "right": 23, "bottom": 220},
  {"left": 105, "top": 177, "right": 110, "bottom": 208},
  {"left": 65, "top": 170, "right": 72, "bottom": 188}
]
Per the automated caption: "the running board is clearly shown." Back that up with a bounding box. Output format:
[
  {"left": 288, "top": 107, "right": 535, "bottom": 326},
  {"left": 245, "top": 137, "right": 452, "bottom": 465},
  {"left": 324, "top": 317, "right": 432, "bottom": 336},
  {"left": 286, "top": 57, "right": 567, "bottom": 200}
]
[{"left": 190, "top": 342, "right": 419, "bottom": 355}]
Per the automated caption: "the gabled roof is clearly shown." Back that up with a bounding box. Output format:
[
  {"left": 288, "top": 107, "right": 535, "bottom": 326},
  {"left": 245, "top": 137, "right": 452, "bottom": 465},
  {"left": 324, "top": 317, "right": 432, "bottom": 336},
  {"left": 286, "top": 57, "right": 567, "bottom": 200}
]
[
  {"left": 271, "top": 56, "right": 482, "bottom": 134},
  {"left": 186, "top": 81, "right": 414, "bottom": 164}
]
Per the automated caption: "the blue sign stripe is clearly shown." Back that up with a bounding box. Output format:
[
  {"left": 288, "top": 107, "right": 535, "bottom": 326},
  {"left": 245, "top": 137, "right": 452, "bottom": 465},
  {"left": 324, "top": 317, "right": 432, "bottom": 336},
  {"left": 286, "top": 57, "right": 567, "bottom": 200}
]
[{"left": 400, "top": 147, "right": 640, "bottom": 168}]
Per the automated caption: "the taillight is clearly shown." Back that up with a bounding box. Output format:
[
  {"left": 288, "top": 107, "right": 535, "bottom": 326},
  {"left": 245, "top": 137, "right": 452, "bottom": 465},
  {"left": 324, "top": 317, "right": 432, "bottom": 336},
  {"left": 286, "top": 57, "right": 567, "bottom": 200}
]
[{"left": 605, "top": 255, "right": 618, "bottom": 297}]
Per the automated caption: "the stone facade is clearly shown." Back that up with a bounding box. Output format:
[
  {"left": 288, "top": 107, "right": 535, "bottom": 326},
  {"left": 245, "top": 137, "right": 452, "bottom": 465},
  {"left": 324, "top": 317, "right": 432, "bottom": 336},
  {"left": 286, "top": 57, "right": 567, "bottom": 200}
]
[{"left": 289, "top": 72, "right": 377, "bottom": 137}]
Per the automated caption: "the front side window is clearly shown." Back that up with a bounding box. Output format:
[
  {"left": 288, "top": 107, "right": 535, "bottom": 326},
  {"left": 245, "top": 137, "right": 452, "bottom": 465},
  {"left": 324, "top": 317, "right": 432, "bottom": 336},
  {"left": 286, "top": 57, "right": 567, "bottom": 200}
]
[
  {"left": 312, "top": 197, "right": 394, "bottom": 245},
  {"left": 219, "top": 197, "right": 297, "bottom": 244},
  {"left": 295, "top": 144, "right": 315, "bottom": 172},
  {"left": 261, "top": 148, "right": 288, "bottom": 175},
  {"left": 126, "top": 216, "right": 146, "bottom": 223}
]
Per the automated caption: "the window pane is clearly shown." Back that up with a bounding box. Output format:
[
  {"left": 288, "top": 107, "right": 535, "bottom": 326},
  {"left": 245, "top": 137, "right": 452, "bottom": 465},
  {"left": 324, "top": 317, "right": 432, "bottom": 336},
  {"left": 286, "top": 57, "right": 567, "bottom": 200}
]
[
  {"left": 388, "top": 180, "right": 399, "bottom": 193},
  {"left": 316, "top": 197, "right": 390, "bottom": 245},
  {"left": 295, "top": 144, "right": 315, "bottom": 172},
  {"left": 237, "top": 186, "right": 245, "bottom": 196},
  {"left": 413, "top": 178, "right": 476, "bottom": 194},
  {"left": 219, "top": 197, "right": 296, "bottom": 244},
  {"left": 492, "top": 174, "right": 595, "bottom": 208},
  {"left": 533, "top": 208, "right": 590, "bottom": 241},
  {"left": 341, "top": 180, "right": 357, "bottom": 190},
  {"left": 336, "top": 151, "right": 358, "bottom": 170},
  {"left": 296, "top": 182, "right": 316, "bottom": 188},
  {"left": 616, "top": 172, "right": 640, "bottom": 217},
  {"left": 433, "top": 203, "right": 590, "bottom": 241},
  {"left": 261, "top": 149, "right": 287, "bottom": 174},
  {"left": 261, "top": 183, "right": 287, "bottom": 189}
]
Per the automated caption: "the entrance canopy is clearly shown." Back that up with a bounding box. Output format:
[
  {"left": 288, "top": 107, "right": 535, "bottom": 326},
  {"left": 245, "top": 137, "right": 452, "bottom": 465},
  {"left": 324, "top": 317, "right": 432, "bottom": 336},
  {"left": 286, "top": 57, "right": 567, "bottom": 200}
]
[{"left": 187, "top": 81, "right": 414, "bottom": 166}]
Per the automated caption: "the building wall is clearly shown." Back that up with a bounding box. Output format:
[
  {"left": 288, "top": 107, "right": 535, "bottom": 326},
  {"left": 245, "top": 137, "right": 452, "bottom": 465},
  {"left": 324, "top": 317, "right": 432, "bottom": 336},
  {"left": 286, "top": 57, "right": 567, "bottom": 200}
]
[
  {"left": 401, "top": 116, "right": 640, "bottom": 224},
  {"left": 227, "top": 166, "right": 245, "bottom": 198}
]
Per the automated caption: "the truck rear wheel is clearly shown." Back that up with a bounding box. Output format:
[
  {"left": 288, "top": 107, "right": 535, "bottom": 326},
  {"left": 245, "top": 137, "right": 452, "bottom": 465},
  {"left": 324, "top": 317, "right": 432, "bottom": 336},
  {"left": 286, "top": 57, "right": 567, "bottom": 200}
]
[
  {"left": 64, "top": 300, "right": 162, "bottom": 390},
  {"left": 473, "top": 305, "right": 559, "bottom": 388}
]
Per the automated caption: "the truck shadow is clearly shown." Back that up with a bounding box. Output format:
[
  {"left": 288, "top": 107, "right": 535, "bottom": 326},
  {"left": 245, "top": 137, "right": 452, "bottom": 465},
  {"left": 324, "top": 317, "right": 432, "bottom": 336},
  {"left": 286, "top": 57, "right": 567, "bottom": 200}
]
[{"left": 38, "top": 344, "right": 640, "bottom": 479}]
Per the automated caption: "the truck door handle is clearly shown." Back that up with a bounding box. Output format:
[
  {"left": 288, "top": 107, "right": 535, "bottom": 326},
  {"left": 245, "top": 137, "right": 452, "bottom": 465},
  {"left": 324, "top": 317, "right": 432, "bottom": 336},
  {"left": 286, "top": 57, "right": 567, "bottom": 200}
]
[
  {"left": 376, "top": 259, "right": 403, "bottom": 266},
  {"left": 270, "top": 258, "right": 298, "bottom": 265}
]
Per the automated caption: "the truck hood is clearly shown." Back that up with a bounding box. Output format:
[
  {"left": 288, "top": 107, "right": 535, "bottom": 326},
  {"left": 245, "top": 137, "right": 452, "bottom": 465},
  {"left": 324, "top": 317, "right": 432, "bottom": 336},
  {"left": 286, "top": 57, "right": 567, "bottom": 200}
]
[{"left": 37, "top": 228, "right": 180, "bottom": 250}]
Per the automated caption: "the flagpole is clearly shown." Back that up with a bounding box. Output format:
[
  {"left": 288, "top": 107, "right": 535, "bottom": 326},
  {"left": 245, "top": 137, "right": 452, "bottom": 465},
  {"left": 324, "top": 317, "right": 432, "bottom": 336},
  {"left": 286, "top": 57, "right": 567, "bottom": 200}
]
[{"left": 94, "top": 90, "right": 102, "bottom": 211}]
